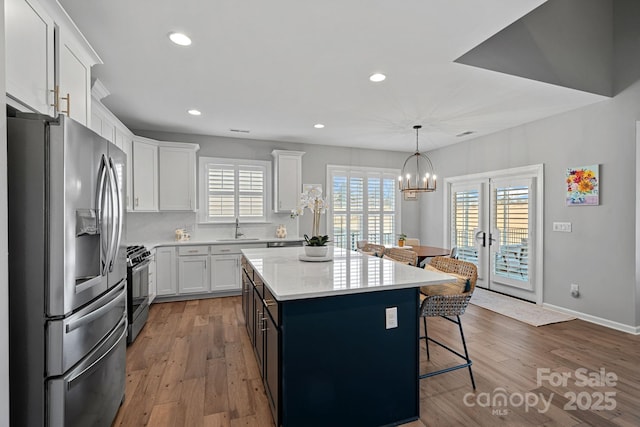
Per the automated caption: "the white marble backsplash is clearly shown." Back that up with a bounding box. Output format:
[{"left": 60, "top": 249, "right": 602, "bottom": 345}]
[{"left": 125, "top": 211, "right": 300, "bottom": 244}]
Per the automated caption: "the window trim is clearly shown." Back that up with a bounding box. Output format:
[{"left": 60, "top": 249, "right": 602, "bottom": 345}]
[
  {"left": 326, "top": 164, "right": 401, "bottom": 249},
  {"left": 198, "top": 156, "right": 271, "bottom": 224}
]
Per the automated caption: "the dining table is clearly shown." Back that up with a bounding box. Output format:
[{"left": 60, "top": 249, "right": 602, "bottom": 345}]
[{"left": 407, "top": 245, "right": 451, "bottom": 265}]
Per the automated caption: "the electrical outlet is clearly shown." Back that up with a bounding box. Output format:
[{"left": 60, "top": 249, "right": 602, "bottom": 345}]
[
  {"left": 385, "top": 307, "right": 398, "bottom": 329},
  {"left": 553, "top": 222, "right": 572, "bottom": 232},
  {"left": 570, "top": 283, "right": 580, "bottom": 298}
]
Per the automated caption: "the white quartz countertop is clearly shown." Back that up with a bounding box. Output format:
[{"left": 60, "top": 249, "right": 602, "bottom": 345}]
[
  {"left": 241, "top": 247, "right": 455, "bottom": 301},
  {"left": 134, "top": 237, "right": 304, "bottom": 249}
]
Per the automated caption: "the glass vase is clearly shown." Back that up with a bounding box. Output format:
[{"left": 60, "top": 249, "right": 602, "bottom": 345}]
[{"left": 312, "top": 207, "right": 321, "bottom": 237}]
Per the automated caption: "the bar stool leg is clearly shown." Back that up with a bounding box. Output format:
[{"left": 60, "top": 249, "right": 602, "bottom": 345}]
[
  {"left": 423, "top": 316, "right": 430, "bottom": 360},
  {"left": 456, "top": 315, "right": 476, "bottom": 390}
]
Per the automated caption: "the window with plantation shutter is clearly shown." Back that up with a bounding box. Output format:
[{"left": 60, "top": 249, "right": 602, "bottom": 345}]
[
  {"left": 451, "top": 187, "right": 480, "bottom": 264},
  {"left": 199, "top": 157, "right": 269, "bottom": 222},
  {"left": 328, "top": 165, "right": 400, "bottom": 250}
]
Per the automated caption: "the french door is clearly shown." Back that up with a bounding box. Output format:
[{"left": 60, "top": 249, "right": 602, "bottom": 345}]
[{"left": 446, "top": 165, "right": 543, "bottom": 303}]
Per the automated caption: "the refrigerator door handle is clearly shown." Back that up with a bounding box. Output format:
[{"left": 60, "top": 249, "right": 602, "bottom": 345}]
[
  {"left": 66, "top": 315, "right": 127, "bottom": 387},
  {"left": 107, "top": 158, "right": 122, "bottom": 272},
  {"left": 96, "top": 155, "right": 109, "bottom": 276},
  {"left": 65, "top": 284, "right": 126, "bottom": 333}
]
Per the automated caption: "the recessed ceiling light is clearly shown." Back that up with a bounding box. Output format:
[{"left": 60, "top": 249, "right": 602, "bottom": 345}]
[
  {"left": 314, "top": 123, "right": 325, "bottom": 129},
  {"left": 169, "top": 32, "right": 192, "bottom": 46},
  {"left": 369, "top": 73, "right": 386, "bottom": 82},
  {"left": 187, "top": 109, "right": 201, "bottom": 116}
]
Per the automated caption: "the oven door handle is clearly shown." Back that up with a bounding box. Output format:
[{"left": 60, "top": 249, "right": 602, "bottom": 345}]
[
  {"left": 131, "top": 258, "right": 151, "bottom": 273},
  {"left": 66, "top": 286, "right": 126, "bottom": 333}
]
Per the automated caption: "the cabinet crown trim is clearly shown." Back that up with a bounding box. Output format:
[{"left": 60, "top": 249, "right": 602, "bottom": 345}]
[
  {"left": 158, "top": 141, "right": 200, "bottom": 151},
  {"left": 271, "top": 150, "right": 305, "bottom": 157}
]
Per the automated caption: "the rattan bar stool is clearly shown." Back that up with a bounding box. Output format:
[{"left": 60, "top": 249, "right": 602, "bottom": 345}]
[{"left": 419, "top": 256, "right": 477, "bottom": 389}]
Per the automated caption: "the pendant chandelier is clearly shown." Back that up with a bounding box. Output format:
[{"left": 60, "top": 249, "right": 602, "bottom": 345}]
[{"left": 398, "top": 125, "right": 437, "bottom": 193}]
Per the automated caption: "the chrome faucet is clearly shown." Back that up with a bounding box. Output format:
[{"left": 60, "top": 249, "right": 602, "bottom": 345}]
[{"left": 235, "top": 217, "right": 244, "bottom": 239}]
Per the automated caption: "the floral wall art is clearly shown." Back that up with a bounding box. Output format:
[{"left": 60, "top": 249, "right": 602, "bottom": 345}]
[{"left": 566, "top": 165, "right": 599, "bottom": 206}]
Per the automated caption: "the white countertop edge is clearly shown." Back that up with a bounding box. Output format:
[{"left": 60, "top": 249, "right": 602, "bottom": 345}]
[
  {"left": 131, "top": 237, "right": 305, "bottom": 249},
  {"left": 263, "top": 279, "right": 455, "bottom": 301},
  {"left": 241, "top": 247, "right": 456, "bottom": 301}
]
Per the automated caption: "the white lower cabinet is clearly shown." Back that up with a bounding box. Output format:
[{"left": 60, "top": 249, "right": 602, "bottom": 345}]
[
  {"left": 210, "top": 255, "right": 241, "bottom": 292},
  {"left": 178, "top": 255, "right": 210, "bottom": 294},
  {"left": 155, "top": 247, "right": 176, "bottom": 296},
  {"left": 151, "top": 243, "right": 269, "bottom": 301}
]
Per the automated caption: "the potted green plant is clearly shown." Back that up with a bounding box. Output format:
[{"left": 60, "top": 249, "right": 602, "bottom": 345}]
[
  {"left": 398, "top": 233, "right": 407, "bottom": 247},
  {"left": 304, "top": 234, "right": 330, "bottom": 257}
]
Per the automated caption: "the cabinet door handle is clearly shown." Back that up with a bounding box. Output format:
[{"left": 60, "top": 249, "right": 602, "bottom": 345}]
[
  {"left": 135, "top": 196, "right": 139, "bottom": 207},
  {"left": 263, "top": 298, "right": 276, "bottom": 307},
  {"left": 188, "top": 250, "right": 198, "bottom": 253},
  {"left": 61, "top": 92, "right": 71, "bottom": 116},
  {"left": 220, "top": 249, "right": 231, "bottom": 252}
]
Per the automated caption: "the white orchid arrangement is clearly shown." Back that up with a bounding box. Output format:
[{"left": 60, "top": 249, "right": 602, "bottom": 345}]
[
  {"left": 291, "top": 186, "right": 330, "bottom": 238},
  {"left": 290, "top": 186, "right": 329, "bottom": 218}
]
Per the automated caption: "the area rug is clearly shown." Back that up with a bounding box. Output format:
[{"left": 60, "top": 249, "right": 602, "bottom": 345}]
[{"left": 470, "top": 288, "right": 576, "bottom": 326}]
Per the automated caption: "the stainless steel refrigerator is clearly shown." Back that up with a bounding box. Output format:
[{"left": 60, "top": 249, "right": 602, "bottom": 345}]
[{"left": 7, "top": 111, "right": 127, "bottom": 426}]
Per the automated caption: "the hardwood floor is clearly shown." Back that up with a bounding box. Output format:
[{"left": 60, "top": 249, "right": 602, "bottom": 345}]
[{"left": 113, "top": 296, "right": 640, "bottom": 427}]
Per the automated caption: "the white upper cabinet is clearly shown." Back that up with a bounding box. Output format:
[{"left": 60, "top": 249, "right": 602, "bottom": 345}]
[
  {"left": 5, "top": 0, "right": 101, "bottom": 121},
  {"left": 132, "top": 137, "right": 159, "bottom": 212},
  {"left": 121, "top": 137, "right": 133, "bottom": 211},
  {"left": 159, "top": 144, "right": 199, "bottom": 211},
  {"left": 6, "top": 0, "right": 55, "bottom": 116},
  {"left": 57, "top": 31, "right": 91, "bottom": 126},
  {"left": 272, "top": 150, "right": 304, "bottom": 213}
]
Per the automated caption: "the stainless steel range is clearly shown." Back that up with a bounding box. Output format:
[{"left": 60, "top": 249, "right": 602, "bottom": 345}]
[{"left": 126, "top": 245, "right": 151, "bottom": 343}]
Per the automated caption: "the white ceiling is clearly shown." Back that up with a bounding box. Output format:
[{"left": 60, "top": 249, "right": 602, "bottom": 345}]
[{"left": 59, "top": 0, "right": 606, "bottom": 152}]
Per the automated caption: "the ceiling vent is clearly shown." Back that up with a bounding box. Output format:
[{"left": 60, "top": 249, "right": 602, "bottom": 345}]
[{"left": 456, "top": 131, "right": 475, "bottom": 137}]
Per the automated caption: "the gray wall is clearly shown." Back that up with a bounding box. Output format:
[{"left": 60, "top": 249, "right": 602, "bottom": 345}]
[
  {"left": 135, "top": 130, "right": 421, "bottom": 240},
  {"left": 1, "top": 0, "right": 10, "bottom": 422},
  {"left": 420, "top": 0, "right": 640, "bottom": 327}
]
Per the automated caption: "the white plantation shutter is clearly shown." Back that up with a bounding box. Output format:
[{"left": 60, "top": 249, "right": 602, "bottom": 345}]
[
  {"left": 451, "top": 187, "right": 480, "bottom": 263},
  {"left": 328, "top": 166, "right": 400, "bottom": 250},
  {"left": 207, "top": 165, "right": 235, "bottom": 218},
  {"left": 200, "top": 158, "right": 268, "bottom": 222},
  {"left": 238, "top": 167, "right": 264, "bottom": 217},
  {"left": 491, "top": 179, "right": 531, "bottom": 285}
]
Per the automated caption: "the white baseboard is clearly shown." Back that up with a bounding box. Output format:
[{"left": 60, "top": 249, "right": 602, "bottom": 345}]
[{"left": 542, "top": 303, "right": 640, "bottom": 335}]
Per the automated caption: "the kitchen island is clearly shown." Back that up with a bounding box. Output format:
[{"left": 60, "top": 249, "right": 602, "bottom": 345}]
[{"left": 241, "top": 246, "right": 453, "bottom": 427}]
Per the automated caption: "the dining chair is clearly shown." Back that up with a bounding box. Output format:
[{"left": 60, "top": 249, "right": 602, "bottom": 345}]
[
  {"left": 405, "top": 238, "right": 420, "bottom": 246},
  {"left": 419, "top": 256, "right": 477, "bottom": 389},
  {"left": 449, "top": 247, "right": 459, "bottom": 259},
  {"left": 383, "top": 248, "right": 417, "bottom": 266},
  {"left": 360, "top": 243, "right": 385, "bottom": 257}
]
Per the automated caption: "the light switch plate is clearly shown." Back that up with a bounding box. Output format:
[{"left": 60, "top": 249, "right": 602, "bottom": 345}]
[
  {"left": 385, "top": 307, "right": 398, "bottom": 329},
  {"left": 553, "top": 222, "right": 572, "bottom": 232}
]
